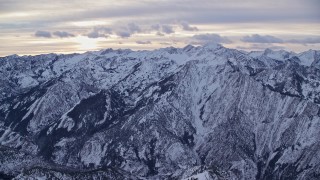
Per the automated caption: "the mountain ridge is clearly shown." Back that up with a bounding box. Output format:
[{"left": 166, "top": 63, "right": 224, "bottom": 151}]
[{"left": 0, "top": 44, "right": 320, "bottom": 179}]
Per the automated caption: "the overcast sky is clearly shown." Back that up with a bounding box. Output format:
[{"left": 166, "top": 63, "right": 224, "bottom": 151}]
[{"left": 0, "top": 0, "right": 319, "bottom": 56}]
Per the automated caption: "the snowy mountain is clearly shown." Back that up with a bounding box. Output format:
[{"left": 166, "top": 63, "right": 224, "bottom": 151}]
[{"left": 0, "top": 44, "right": 320, "bottom": 179}]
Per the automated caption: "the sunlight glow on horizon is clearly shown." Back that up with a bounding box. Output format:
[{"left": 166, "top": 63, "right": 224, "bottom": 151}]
[{"left": 73, "top": 36, "right": 99, "bottom": 51}]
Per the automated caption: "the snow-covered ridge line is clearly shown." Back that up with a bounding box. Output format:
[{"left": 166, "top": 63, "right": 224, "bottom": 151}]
[
  {"left": 0, "top": 43, "right": 320, "bottom": 179},
  {"left": 0, "top": 43, "right": 318, "bottom": 63}
]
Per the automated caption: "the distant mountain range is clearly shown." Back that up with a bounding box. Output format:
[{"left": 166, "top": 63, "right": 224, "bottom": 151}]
[{"left": 0, "top": 44, "right": 319, "bottom": 179}]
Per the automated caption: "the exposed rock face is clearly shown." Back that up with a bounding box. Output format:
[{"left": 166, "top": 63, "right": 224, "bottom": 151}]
[{"left": 0, "top": 44, "right": 320, "bottom": 179}]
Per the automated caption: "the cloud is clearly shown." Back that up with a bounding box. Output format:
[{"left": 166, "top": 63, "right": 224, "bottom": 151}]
[
  {"left": 241, "top": 34, "right": 284, "bottom": 43},
  {"left": 241, "top": 35, "right": 320, "bottom": 45},
  {"left": 151, "top": 24, "right": 160, "bottom": 31},
  {"left": 180, "top": 21, "right": 198, "bottom": 31},
  {"left": 127, "top": 23, "right": 142, "bottom": 33},
  {"left": 52, "top": 31, "right": 75, "bottom": 38},
  {"left": 86, "top": 24, "right": 141, "bottom": 39},
  {"left": 87, "top": 23, "right": 142, "bottom": 38},
  {"left": 1, "top": 0, "right": 319, "bottom": 33},
  {"left": 1, "top": 0, "right": 319, "bottom": 25},
  {"left": 136, "top": 40, "right": 151, "bottom": 44},
  {"left": 151, "top": 22, "right": 197, "bottom": 35},
  {"left": 161, "top": 25, "right": 174, "bottom": 34},
  {"left": 86, "top": 27, "right": 112, "bottom": 38},
  {"left": 116, "top": 31, "right": 131, "bottom": 38},
  {"left": 156, "top": 32, "right": 164, "bottom": 36},
  {"left": 237, "top": 44, "right": 285, "bottom": 51},
  {"left": 88, "top": 23, "right": 174, "bottom": 38},
  {"left": 35, "top": 30, "right": 51, "bottom": 38},
  {"left": 287, "top": 37, "right": 320, "bottom": 44},
  {"left": 192, "top": 33, "right": 232, "bottom": 44},
  {"left": 151, "top": 24, "right": 174, "bottom": 35},
  {"left": 35, "top": 30, "right": 75, "bottom": 38},
  {"left": 87, "top": 31, "right": 107, "bottom": 38},
  {"left": 160, "top": 42, "right": 172, "bottom": 45},
  {"left": 114, "top": 23, "right": 142, "bottom": 38}
]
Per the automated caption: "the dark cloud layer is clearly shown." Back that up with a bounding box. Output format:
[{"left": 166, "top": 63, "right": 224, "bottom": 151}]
[
  {"left": 136, "top": 40, "right": 151, "bottom": 44},
  {"left": 53, "top": 31, "right": 75, "bottom": 38},
  {"left": 161, "top": 25, "right": 175, "bottom": 34},
  {"left": 180, "top": 21, "right": 198, "bottom": 31},
  {"left": 241, "top": 34, "right": 284, "bottom": 43},
  {"left": 116, "top": 31, "right": 131, "bottom": 38},
  {"left": 35, "top": 30, "right": 51, "bottom": 38},
  {"left": 87, "top": 31, "right": 107, "bottom": 38},
  {"left": 1, "top": 0, "right": 319, "bottom": 26},
  {"left": 192, "top": 33, "right": 232, "bottom": 44},
  {"left": 237, "top": 44, "right": 285, "bottom": 51},
  {"left": 114, "top": 23, "right": 142, "bottom": 38},
  {"left": 151, "top": 24, "right": 176, "bottom": 35},
  {"left": 127, "top": 23, "right": 142, "bottom": 33},
  {"left": 86, "top": 23, "right": 145, "bottom": 38},
  {"left": 86, "top": 27, "right": 112, "bottom": 38},
  {"left": 35, "top": 30, "right": 75, "bottom": 38},
  {"left": 85, "top": 23, "right": 180, "bottom": 39},
  {"left": 241, "top": 34, "right": 320, "bottom": 45},
  {"left": 287, "top": 37, "right": 320, "bottom": 44}
]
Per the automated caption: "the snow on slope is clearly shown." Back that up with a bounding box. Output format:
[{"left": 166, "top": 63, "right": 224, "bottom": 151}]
[{"left": 0, "top": 44, "right": 320, "bottom": 179}]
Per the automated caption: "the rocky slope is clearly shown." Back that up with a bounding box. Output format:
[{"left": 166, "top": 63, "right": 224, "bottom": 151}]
[{"left": 0, "top": 44, "right": 320, "bottom": 179}]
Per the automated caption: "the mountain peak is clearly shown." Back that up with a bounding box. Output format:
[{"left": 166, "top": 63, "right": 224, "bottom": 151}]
[
  {"left": 183, "top": 44, "right": 195, "bottom": 52},
  {"left": 202, "top": 42, "right": 223, "bottom": 50},
  {"left": 263, "top": 48, "right": 274, "bottom": 54}
]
